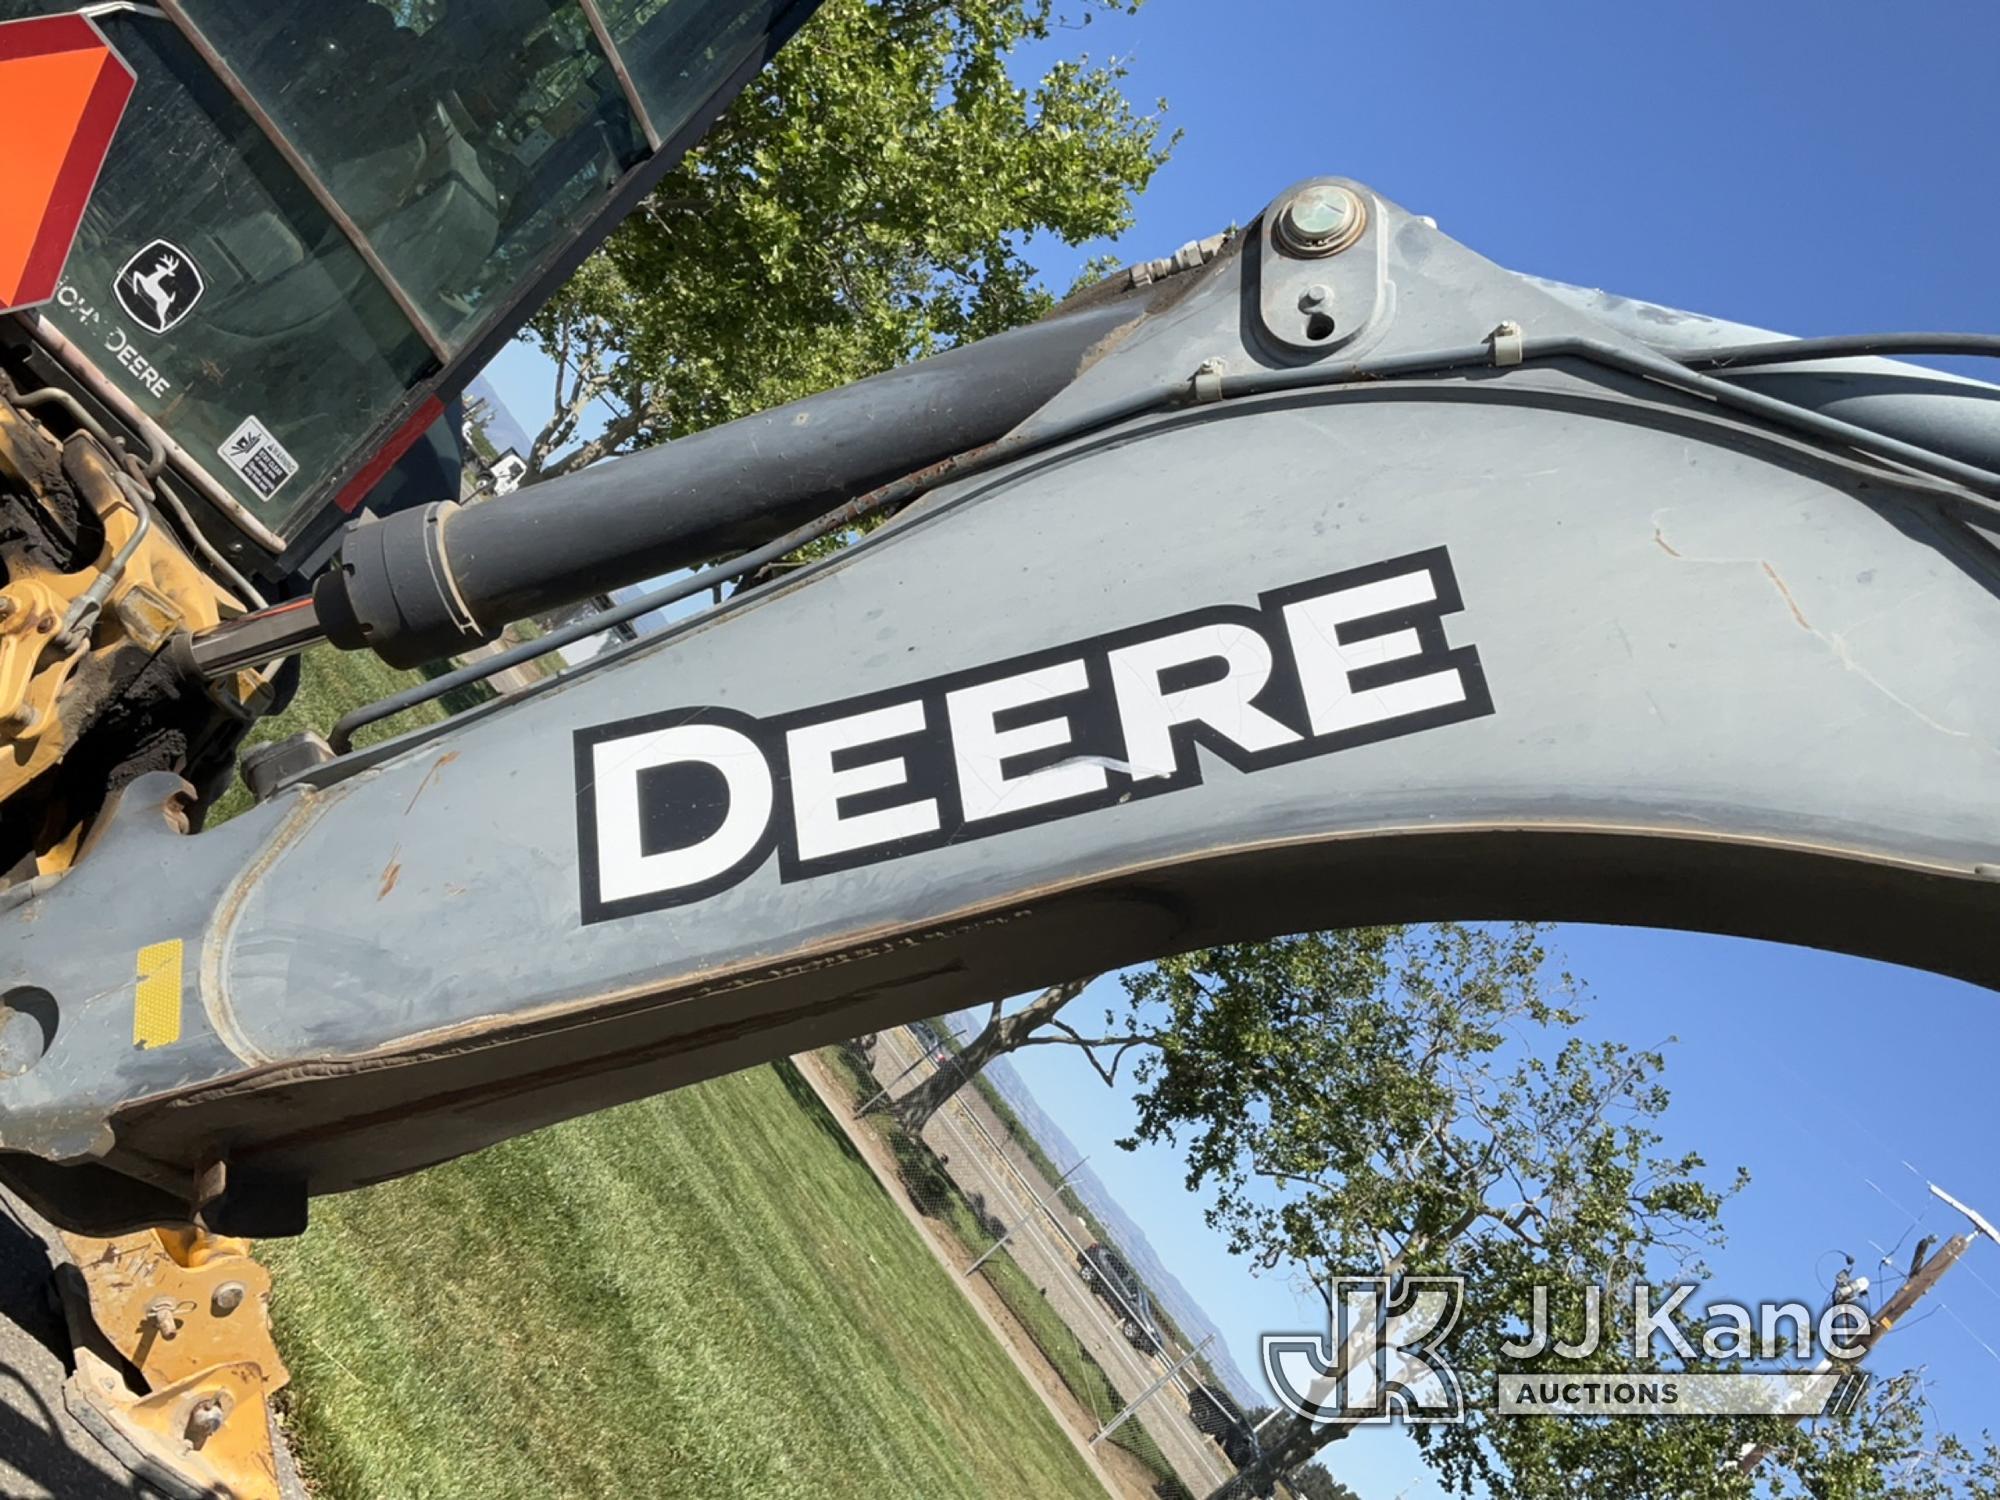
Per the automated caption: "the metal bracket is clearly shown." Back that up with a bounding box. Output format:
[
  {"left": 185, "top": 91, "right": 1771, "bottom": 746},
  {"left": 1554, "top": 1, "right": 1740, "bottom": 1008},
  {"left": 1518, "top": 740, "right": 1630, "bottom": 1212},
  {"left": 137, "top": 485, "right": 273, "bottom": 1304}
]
[
  {"left": 1191, "top": 357, "right": 1227, "bottom": 403},
  {"left": 0, "top": 391, "right": 255, "bottom": 835},
  {"left": 57, "top": 1228, "right": 290, "bottom": 1500},
  {"left": 1254, "top": 177, "right": 1387, "bottom": 357}
]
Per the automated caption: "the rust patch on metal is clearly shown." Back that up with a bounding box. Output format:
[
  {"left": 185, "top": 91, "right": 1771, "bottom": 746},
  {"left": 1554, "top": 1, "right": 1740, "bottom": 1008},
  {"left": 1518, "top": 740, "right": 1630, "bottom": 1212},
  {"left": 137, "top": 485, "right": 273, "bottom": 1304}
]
[
  {"left": 376, "top": 846, "right": 400, "bottom": 901},
  {"left": 1760, "top": 561, "right": 1811, "bottom": 630}
]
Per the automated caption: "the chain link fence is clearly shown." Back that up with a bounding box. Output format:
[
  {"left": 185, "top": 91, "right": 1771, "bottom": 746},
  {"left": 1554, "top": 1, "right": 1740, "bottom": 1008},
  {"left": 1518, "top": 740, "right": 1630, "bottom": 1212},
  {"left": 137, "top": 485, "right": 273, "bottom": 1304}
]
[{"left": 816, "top": 1025, "right": 1262, "bottom": 1500}]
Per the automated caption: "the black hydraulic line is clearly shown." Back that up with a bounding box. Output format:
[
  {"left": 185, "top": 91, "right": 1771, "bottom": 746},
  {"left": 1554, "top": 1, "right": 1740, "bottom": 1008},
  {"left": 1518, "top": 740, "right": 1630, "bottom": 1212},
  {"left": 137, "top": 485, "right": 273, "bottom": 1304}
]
[
  {"left": 1219, "top": 334, "right": 2000, "bottom": 516},
  {"left": 233, "top": 322, "right": 2000, "bottom": 691},
  {"left": 1567, "top": 335, "right": 2000, "bottom": 509},
  {"left": 1675, "top": 333, "right": 2000, "bottom": 372},
  {"left": 325, "top": 327, "right": 2000, "bottom": 753}
]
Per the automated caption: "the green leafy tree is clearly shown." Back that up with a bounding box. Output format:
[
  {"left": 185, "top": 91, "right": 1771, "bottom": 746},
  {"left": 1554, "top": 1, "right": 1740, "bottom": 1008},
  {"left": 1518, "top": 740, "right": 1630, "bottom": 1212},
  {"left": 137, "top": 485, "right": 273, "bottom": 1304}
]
[
  {"left": 851, "top": 924, "right": 1993, "bottom": 1499},
  {"left": 1763, "top": 1374, "right": 1999, "bottom": 1499},
  {"left": 523, "top": 0, "right": 1171, "bottom": 480},
  {"left": 1108, "top": 923, "right": 1979, "bottom": 1500}
]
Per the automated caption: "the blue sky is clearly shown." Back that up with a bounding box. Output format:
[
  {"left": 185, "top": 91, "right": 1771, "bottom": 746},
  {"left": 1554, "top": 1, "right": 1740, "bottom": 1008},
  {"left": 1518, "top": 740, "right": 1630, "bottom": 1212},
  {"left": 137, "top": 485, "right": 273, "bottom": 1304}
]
[{"left": 482, "top": 2, "right": 2000, "bottom": 1492}]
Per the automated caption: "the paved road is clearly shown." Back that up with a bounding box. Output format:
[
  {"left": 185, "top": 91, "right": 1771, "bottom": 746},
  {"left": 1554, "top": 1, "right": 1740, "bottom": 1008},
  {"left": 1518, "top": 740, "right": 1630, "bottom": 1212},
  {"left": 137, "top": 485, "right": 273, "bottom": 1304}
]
[
  {"left": 0, "top": 1190, "right": 173, "bottom": 1499},
  {"left": 868, "top": 1028, "right": 1237, "bottom": 1497}
]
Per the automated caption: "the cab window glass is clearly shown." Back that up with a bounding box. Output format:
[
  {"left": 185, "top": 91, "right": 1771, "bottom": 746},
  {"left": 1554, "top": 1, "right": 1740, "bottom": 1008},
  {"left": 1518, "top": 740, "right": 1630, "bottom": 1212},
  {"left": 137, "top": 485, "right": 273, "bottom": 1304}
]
[
  {"left": 179, "top": 0, "right": 650, "bottom": 347},
  {"left": 20, "top": 12, "right": 435, "bottom": 526},
  {"left": 593, "top": 0, "right": 789, "bottom": 137}
]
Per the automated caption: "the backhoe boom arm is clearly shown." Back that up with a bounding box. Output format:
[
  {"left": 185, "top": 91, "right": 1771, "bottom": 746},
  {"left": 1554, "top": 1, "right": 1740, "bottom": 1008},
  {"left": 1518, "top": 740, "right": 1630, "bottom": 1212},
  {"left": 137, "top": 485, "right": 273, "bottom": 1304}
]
[{"left": 5, "top": 179, "right": 1998, "bottom": 1236}]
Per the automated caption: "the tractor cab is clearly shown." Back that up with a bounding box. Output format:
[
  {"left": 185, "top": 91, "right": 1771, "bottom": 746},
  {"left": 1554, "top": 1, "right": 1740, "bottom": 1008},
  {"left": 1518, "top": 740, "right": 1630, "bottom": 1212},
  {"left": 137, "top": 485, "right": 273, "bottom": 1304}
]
[{"left": 1, "top": 0, "right": 815, "bottom": 580}]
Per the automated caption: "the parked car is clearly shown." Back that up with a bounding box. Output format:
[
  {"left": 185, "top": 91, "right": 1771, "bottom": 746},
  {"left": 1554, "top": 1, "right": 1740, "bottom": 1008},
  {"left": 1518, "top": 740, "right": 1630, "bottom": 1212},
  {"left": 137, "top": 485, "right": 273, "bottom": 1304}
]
[
  {"left": 908, "top": 1019, "right": 952, "bottom": 1065},
  {"left": 1075, "top": 1241, "right": 1161, "bottom": 1350}
]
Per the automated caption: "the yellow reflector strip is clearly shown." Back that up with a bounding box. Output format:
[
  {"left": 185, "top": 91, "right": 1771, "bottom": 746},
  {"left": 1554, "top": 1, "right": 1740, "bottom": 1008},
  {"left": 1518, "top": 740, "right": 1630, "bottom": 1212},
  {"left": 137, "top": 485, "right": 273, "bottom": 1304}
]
[{"left": 133, "top": 939, "right": 183, "bottom": 1048}]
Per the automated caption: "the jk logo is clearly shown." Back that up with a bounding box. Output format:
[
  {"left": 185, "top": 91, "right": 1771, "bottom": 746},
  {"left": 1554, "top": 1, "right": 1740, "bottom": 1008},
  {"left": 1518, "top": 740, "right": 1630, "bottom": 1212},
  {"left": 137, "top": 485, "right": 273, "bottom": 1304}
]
[{"left": 1262, "top": 1276, "right": 1466, "bottom": 1425}]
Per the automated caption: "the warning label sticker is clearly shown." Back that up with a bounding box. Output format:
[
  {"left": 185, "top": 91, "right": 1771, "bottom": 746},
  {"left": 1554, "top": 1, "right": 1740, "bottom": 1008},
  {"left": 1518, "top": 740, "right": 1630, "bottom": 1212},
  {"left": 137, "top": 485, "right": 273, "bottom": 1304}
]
[{"left": 218, "top": 416, "right": 299, "bottom": 500}]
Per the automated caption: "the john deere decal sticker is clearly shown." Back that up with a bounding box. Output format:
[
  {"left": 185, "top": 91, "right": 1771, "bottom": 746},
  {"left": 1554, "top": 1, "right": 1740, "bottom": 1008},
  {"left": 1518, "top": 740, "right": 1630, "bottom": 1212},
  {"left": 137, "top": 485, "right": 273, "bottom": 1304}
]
[
  {"left": 115, "top": 239, "right": 204, "bottom": 334},
  {"left": 575, "top": 546, "right": 1494, "bottom": 923}
]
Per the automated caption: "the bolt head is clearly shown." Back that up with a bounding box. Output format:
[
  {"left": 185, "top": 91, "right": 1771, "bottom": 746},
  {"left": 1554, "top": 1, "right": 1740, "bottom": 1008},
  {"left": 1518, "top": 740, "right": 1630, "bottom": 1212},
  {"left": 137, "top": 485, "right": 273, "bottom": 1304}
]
[
  {"left": 186, "top": 1398, "right": 227, "bottom": 1442},
  {"left": 1285, "top": 191, "right": 1352, "bottom": 239},
  {"left": 212, "top": 1281, "right": 247, "bottom": 1315},
  {"left": 1298, "top": 284, "right": 1332, "bottom": 311},
  {"left": 1273, "top": 185, "right": 1365, "bottom": 259}
]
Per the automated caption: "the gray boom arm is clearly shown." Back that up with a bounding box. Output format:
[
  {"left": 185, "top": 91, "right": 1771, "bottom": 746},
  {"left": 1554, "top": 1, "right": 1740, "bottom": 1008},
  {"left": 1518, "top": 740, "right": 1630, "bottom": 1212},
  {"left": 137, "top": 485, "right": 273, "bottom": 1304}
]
[{"left": 5, "top": 177, "right": 1998, "bottom": 1235}]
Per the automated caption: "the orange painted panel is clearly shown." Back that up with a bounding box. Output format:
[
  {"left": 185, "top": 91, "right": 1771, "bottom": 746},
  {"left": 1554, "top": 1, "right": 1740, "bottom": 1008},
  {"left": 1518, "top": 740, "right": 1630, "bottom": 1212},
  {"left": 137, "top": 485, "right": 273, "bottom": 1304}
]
[{"left": 0, "top": 15, "right": 135, "bottom": 312}]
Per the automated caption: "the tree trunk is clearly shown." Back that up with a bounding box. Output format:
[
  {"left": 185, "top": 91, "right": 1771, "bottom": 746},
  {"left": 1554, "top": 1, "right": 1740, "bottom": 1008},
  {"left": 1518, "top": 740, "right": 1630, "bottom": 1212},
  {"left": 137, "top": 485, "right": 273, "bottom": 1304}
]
[
  {"left": 884, "top": 977, "right": 1093, "bottom": 1135},
  {"left": 1204, "top": 1414, "right": 1350, "bottom": 1500}
]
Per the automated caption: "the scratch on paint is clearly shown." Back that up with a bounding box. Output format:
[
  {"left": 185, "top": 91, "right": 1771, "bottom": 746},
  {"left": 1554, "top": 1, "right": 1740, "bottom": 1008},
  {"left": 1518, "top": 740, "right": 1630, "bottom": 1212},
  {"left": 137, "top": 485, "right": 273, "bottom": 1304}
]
[
  {"left": 1653, "top": 513, "right": 1985, "bottom": 749},
  {"left": 404, "top": 751, "right": 460, "bottom": 815},
  {"left": 1759, "top": 562, "right": 1811, "bottom": 630}
]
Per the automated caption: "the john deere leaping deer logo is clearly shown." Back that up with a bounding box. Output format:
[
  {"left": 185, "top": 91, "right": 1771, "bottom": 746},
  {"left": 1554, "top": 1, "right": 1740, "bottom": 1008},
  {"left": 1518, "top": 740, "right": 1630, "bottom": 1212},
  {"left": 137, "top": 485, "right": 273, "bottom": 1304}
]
[{"left": 114, "top": 239, "right": 204, "bottom": 335}]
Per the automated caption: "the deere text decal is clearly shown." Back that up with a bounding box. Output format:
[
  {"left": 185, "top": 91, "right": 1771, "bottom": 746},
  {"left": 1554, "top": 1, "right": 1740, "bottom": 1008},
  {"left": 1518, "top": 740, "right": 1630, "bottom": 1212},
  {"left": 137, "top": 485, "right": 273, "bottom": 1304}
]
[{"left": 575, "top": 547, "right": 1492, "bottom": 924}]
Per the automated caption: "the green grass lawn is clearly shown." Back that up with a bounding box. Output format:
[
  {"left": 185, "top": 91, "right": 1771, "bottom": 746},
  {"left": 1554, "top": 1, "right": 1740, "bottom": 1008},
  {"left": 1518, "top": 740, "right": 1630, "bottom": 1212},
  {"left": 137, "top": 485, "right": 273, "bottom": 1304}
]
[
  {"left": 265, "top": 1060, "right": 1104, "bottom": 1500},
  {"left": 820, "top": 1045, "right": 1192, "bottom": 1498}
]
